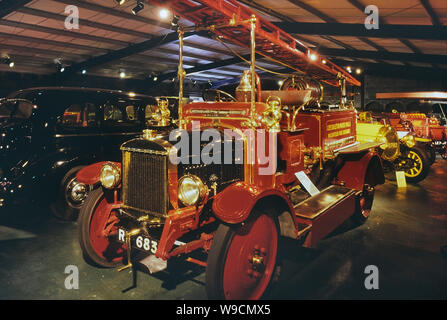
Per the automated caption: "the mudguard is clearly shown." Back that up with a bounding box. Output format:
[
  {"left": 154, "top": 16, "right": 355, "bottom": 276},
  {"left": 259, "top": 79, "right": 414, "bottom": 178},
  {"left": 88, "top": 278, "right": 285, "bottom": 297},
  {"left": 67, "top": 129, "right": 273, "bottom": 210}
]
[
  {"left": 212, "top": 181, "right": 295, "bottom": 225},
  {"left": 337, "top": 151, "right": 384, "bottom": 190},
  {"left": 76, "top": 161, "right": 121, "bottom": 185}
]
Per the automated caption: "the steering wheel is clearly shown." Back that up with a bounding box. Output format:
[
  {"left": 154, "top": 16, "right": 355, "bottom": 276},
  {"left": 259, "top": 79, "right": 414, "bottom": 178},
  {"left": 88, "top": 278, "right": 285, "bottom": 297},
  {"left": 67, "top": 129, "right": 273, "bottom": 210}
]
[{"left": 202, "top": 89, "right": 236, "bottom": 102}]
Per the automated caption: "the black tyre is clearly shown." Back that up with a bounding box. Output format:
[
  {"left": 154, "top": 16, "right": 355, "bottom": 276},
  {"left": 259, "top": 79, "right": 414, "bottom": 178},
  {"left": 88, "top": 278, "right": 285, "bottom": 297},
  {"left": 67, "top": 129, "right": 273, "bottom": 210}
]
[
  {"left": 206, "top": 208, "right": 279, "bottom": 300},
  {"left": 51, "top": 166, "right": 90, "bottom": 221},
  {"left": 78, "top": 187, "right": 125, "bottom": 268},
  {"left": 352, "top": 186, "right": 375, "bottom": 225},
  {"left": 402, "top": 147, "right": 430, "bottom": 183},
  {"left": 426, "top": 145, "right": 436, "bottom": 165}
]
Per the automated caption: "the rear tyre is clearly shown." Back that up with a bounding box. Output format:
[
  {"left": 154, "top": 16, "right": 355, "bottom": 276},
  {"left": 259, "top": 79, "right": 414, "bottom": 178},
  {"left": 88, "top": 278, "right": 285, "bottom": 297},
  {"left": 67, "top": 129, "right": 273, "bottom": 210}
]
[
  {"left": 51, "top": 166, "right": 90, "bottom": 221},
  {"left": 78, "top": 187, "right": 125, "bottom": 268},
  {"left": 206, "top": 209, "right": 279, "bottom": 300},
  {"left": 426, "top": 145, "right": 436, "bottom": 165},
  {"left": 352, "top": 186, "right": 375, "bottom": 225}
]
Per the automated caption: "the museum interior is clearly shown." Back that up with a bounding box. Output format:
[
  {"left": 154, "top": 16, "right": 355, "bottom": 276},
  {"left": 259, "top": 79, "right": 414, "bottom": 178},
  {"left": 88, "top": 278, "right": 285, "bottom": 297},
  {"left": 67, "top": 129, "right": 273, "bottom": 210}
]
[{"left": 0, "top": 0, "right": 446, "bottom": 301}]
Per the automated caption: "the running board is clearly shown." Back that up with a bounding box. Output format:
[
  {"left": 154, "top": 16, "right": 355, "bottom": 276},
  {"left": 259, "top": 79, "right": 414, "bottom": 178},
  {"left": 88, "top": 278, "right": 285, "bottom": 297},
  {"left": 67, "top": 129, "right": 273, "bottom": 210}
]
[{"left": 294, "top": 185, "right": 357, "bottom": 247}]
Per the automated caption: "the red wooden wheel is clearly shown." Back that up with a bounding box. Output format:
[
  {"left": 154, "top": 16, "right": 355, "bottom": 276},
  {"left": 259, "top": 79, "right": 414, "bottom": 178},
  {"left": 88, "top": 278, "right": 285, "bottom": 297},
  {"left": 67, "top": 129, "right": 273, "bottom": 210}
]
[
  {"left": 78, "top": 188, "right": 125, "bottom": 268},
  {"left": 206, "top": 211, "right": 279, "bottom": 300}
]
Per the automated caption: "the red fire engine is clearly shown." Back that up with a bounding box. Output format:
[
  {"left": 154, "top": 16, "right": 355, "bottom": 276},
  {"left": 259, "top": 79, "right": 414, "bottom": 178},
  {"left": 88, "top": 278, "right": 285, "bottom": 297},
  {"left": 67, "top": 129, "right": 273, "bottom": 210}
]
[{"left": 76, "top": 0, "right": 384, "bottom": 299}]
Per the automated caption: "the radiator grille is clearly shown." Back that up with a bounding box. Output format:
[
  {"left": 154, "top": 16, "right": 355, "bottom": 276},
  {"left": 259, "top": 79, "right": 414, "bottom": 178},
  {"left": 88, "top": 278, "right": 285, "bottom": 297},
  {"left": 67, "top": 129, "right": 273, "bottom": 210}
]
[{"left": 122, "top": 150, "right": 169, "bottom": 215}]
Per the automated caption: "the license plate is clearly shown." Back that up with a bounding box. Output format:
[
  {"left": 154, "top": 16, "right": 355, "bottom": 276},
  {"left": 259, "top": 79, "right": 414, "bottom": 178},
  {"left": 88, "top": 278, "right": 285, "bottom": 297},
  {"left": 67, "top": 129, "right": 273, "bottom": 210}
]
[{"left": 117, "top": 228, "right": 158, "bottom": 254}]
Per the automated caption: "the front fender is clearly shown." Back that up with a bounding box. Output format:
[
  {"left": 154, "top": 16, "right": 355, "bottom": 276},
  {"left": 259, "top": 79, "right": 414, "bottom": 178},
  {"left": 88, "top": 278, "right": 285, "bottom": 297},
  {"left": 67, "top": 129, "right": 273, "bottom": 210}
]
[
  {"left": 212, "top": 181, "right": 294, "bottom": 224},
  {"left": 76, "top": 161, "right": 121, "bottom": 185},
  {"left": 337, "top": 151, "right": 384, "bottom": 190}
]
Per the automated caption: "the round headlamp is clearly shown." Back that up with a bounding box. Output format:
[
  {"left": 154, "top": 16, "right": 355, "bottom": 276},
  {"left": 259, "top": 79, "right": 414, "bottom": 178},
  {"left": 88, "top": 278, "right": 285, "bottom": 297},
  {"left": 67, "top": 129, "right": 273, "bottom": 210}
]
[
  {"left": 100, "top": 163, "right": 121, "bottom": 189},
  {"left": 178, "top": 175, "right": 207, "bottom": 206},
  {"left": 402, "top": 134, "right": 416, "bottom": 148}
]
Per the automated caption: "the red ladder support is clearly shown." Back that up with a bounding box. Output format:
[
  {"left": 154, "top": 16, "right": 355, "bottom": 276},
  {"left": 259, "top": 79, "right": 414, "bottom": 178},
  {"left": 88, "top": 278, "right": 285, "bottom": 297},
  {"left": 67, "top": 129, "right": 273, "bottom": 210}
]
[{"left": 147, "top": 0, "right": 361, "bottom": 87}]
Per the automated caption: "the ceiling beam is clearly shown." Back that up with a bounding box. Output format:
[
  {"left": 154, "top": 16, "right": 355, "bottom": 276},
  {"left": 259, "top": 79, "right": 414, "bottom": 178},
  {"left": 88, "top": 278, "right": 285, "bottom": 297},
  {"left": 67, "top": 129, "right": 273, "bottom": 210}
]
[
  {"left": 0, "top": 20, "right": 127, "bottom": 46},
  {"left": 0, "top": 32, "right": 108, "bottom": 54},
  {"left": 157, "top": 55, "right": 254, "bottom": 82},
  {"left": 0, "top": 0, "right": 32, "bottom": 18},
  {"left": 286, "top": 0, "right": 337, "bottom": 23},
  {"left": 275, "top": 22, "right": 447, "bottom": 40},
  {"left": 319, "top": 48, "right": 447, "bottom": 65},
  {"left": 64, "top": 31, "right": 197, "bottom": 75},
  {"left": 420, "top": 0, "right": 441, "bottom": 26},
  {"left": 56, "top": 0, "right": 171, "bottom": 29},
  {"left": 16, "top": 7, "right": 153, "bottom": 39}
]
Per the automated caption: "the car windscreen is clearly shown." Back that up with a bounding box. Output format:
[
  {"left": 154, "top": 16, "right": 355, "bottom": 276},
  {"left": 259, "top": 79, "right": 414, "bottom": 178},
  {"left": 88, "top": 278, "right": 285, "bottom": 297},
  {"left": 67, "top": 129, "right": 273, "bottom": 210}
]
[{"left": 0, "top": 99, "right": 34, "bottom": 119}]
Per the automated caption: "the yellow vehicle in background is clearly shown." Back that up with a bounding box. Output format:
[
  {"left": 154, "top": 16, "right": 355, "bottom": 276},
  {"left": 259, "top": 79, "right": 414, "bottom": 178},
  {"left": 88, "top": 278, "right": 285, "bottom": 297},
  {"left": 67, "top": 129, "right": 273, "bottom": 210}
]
[{"left": 357, "top": 112, "right": 432, "bottom": 183}]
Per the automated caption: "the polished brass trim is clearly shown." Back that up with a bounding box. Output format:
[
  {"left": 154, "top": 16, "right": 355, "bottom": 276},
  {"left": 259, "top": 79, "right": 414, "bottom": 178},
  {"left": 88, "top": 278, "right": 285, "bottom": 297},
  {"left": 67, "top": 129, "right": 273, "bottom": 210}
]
[{"left": 121, "top": 204, "right": 169, "bottom": 219}]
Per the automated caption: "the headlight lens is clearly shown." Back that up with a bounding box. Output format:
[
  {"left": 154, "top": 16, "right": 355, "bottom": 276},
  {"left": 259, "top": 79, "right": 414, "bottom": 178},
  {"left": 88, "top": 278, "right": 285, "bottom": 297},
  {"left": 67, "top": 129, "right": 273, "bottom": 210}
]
[
  {"left": 178, "top": 175, "right": 207, "bottom": 206},
  {"left": 100, "top": 163, "right": 121, "bottom": 189},
  {"left": 402, "top": 134, "right": 416, "bottom": 148}
]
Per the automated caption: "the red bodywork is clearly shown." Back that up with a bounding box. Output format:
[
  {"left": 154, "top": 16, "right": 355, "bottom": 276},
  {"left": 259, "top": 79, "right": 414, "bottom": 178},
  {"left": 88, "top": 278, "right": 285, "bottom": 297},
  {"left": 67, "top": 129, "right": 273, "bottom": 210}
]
[{"left": 78, "top": 100, "right": 384, "bottom": 260}]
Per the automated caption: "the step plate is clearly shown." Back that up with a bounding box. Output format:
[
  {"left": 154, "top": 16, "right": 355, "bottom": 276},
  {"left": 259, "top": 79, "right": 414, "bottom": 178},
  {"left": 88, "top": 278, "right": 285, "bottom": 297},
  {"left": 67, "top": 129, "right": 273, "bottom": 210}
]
[{"left": 294, "top": 185, "right": 354, "bottom": 220}]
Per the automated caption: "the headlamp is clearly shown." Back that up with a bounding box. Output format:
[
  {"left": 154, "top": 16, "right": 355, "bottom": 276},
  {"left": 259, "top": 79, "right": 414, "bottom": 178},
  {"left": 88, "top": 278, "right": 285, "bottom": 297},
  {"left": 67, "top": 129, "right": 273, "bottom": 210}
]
[
  {"left": 100, "top": 163, "right": 121, "bottom": 189},
  {"left": 401, "top": 134, "right": 416, "bottom": 148},
  {"left": 178, "top": 175, "right": 207, "bottom": 206}
]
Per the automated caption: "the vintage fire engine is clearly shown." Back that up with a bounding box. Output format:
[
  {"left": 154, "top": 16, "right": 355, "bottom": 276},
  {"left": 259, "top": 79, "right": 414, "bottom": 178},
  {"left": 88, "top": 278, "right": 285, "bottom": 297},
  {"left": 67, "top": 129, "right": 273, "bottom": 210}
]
[
  {"left": 372, "top": 92, "right": 447, "bottom": 162},
  {"left": 76, "top": 0, "right": 384, "bottom": 299},
  {"left": 357, "top": 111, "right": 431, "bottom": 183}
]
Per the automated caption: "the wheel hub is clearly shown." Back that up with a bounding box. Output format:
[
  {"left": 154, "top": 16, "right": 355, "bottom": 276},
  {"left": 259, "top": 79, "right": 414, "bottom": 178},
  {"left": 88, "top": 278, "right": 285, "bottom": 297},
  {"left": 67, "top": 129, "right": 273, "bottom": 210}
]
[{"left": 66, "top": 178, "right": 89, "bottom": 205}]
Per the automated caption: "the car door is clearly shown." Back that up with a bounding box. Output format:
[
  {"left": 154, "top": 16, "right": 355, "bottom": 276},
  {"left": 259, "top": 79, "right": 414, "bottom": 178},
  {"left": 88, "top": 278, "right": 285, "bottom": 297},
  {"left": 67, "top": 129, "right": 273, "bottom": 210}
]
[{"left": 54, "top": 93, "right": 102, "bottom": 163}]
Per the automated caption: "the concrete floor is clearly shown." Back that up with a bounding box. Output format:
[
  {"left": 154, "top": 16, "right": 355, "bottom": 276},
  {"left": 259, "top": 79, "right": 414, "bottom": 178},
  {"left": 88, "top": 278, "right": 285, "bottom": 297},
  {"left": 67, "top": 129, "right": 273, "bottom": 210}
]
[{"left": 1, "top": 158, "right": 447, "bottom": 300}]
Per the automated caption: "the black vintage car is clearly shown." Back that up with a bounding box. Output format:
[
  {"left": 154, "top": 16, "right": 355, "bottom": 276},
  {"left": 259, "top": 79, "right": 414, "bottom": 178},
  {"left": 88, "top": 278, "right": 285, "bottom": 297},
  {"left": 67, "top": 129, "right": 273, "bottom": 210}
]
[{"left": 0, "top": 87, "right": 171, "bottom": 220}]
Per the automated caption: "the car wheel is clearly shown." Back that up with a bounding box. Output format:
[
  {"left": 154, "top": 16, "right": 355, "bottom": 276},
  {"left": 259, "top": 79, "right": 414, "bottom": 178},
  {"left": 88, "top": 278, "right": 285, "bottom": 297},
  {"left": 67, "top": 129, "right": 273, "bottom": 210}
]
[
  {"left": 51, "top": 166, "right": 90, "bottom": 221},
  {"left": 206, "top": 209, "right": 279, "bottom": 300},
  {"left": 402, "top": 147, "right": 430, "bottom": 183},
  {"left": 78, "top": 187, "right": 125, "bottom": 268},
  {"left": 352, "top": 185, "right": 375, "bottom": 225},
  {"left": 426, "top": 145, "right": 436, "bottom": 165}
]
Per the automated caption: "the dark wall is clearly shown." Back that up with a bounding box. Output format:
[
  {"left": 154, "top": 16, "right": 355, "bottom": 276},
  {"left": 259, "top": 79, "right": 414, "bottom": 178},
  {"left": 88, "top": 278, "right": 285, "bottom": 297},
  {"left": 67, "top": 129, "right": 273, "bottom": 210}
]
[{"left": 362, "top": 74, "right": 447, "bottom": 109}]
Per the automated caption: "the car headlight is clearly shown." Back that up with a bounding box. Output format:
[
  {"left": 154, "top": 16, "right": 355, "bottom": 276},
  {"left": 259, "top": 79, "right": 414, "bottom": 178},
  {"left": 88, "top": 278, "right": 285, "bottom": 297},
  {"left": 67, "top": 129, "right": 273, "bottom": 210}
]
[
  {"left": 401, "top": 134, "right": 416, "bottom": 148},
  {"left": 178, "top": 175, "right": 207, "bottom": 206},
  {"left": 100, "top": 163, "right": 121, "bottom": 189}
]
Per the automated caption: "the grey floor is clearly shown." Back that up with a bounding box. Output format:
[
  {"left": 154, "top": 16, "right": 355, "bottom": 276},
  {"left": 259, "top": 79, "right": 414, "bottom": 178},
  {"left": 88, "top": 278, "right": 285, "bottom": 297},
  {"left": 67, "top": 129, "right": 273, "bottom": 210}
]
[{"left": 1, "top": 158, "right": 447, "bottom": 300}]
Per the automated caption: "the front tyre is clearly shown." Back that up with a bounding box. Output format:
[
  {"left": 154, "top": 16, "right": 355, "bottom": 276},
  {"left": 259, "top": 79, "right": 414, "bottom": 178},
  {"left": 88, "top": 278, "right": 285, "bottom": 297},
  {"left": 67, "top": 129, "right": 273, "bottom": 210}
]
[
  {"left": 403, "top": 147, "right": 430, "bottom": 183},
  {"left": 78, "top": 187, "right": 125, "bottom": 268},
  {"left": 206, "top": 210, "right": 279, "bottom": 300}
]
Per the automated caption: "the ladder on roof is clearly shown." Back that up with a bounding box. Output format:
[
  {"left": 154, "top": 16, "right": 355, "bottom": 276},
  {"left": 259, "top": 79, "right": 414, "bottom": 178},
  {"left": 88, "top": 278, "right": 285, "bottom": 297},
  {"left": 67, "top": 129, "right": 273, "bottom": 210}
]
[{"left": 146, "top": 0, "right": 361, "bottom": 87}]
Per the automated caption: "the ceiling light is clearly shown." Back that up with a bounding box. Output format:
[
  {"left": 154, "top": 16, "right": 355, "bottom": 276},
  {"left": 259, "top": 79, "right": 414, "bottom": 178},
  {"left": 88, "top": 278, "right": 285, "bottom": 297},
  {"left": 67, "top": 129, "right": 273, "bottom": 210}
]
[
  {"left": 81, "top": 69, "right": 87, "bottom": 75},
  {"left": 8, "top": 61, "right": 14, "bottom": 68},
  {"left": 322, "top": 59, "right": 327, "bottom": 64},
  {"left": 129, "top": 92, "right": 136, "bottom": 97},
  {"left": 346, "top": 66, "right": 352, "bottom": 73},
  {"left": 115, "top": 0, "right": 126, "bottom": 5},
  {"left": 159, "top": 8, "right": 170, "bottom": 20},
  {"left": 356, "top": 68, "right": 362, "bottom": 75},
  {"left": 309, "top": 53, "right": 318, "bottom": 61},
  {"left": 120, "top": 71, "right": 126, "bottom": 78},
  {"left": 132, "top": 1, "right": 144, "bottom": 15},
  {"left": 278, "top": 80, "right": 284, "bottom": 87},
  {"left": 153, "top": 76, "right": 158, "bottom": 81}
]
